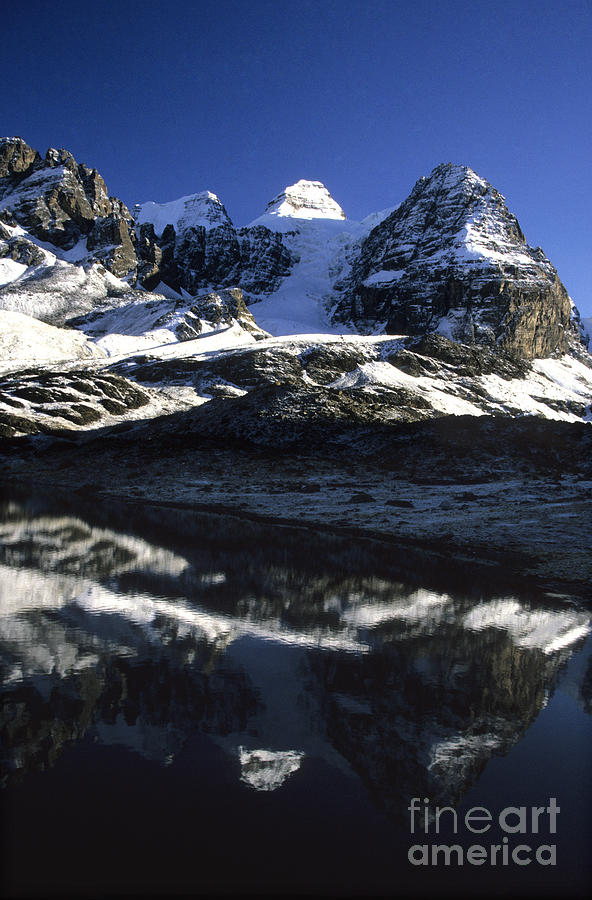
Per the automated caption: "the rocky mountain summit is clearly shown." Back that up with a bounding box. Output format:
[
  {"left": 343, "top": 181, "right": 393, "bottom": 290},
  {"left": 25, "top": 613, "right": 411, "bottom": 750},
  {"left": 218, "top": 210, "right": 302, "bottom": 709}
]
[{"left": 332, "top": 164, "right": 576, "bottom": 359}]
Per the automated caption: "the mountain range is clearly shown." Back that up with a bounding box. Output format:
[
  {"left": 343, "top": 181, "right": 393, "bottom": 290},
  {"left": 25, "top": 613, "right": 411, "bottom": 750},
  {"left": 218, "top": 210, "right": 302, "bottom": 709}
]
[{"left": 0, "top": 135, "right": 591, "bottom": 449}]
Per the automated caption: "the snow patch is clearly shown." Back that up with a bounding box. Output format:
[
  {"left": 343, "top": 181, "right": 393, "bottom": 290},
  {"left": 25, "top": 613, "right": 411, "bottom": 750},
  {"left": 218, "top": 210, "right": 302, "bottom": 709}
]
[
  {"left": 363, "top": 269, "right": 404, "bottom": 287},
  {"left": 0, "top": 309, "right": 104, "bottom": 372},
  {"left": 0, "top": 258, "right": 28, "bottom": 287},
  {"left": 238, "top": 747, "right": 304, "bottom": 791},
  {"left": 330, "top": 360, "right": 486, "bottom": 416}
]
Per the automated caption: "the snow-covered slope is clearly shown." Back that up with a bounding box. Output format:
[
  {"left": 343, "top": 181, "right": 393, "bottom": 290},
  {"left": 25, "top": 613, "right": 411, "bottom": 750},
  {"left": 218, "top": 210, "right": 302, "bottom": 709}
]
[
  {"left": 245, "top": 218, "right": 358, "bottom": 335},
  {"left": 0, "top": 309, "right": 104, "bottom": 373},
  {"left": 244, "top": 180, "right": 393, "bottom": 335},
  {"left": 73, "top": 287, "right": 268, "bottom": 359}
]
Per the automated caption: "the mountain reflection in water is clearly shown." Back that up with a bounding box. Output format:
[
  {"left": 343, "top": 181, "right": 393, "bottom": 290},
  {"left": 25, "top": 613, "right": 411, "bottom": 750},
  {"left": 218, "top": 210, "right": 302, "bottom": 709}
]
[{"left": 0, "top": 489, "right": 591, "bottom": 897}]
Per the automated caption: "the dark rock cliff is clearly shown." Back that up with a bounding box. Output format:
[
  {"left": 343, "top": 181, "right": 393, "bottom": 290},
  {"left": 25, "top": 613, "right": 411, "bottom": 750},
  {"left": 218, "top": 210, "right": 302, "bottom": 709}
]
[
  {"left": 332, "top": 163, "right": 574, "bottom": 359},
  {"left": 0, "top": 137, "right": 137, "bottom": 277}
]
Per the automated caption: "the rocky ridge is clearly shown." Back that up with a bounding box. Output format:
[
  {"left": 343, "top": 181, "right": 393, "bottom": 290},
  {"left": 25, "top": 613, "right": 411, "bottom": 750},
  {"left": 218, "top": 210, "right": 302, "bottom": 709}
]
[{"left": 0, "top": 137, "right": 299, "bottom": 301}]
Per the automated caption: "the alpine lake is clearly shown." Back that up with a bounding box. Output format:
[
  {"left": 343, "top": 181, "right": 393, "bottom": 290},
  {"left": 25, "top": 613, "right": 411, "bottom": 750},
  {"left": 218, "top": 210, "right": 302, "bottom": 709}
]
[{"left": 1, "top": 486, "right": 590, "bottom": 898}]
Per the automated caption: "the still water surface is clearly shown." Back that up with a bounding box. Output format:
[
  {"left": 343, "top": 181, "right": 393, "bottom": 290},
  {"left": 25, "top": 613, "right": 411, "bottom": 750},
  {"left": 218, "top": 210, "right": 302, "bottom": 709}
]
[{"left": 0, "top": 490, "right": 591, "bottom": 897}]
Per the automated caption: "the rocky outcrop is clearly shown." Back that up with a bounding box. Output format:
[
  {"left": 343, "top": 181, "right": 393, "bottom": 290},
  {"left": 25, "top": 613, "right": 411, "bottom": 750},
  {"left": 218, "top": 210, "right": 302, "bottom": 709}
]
[
  {"left": 139, "top": 287, "right": 269, "bottom": 342},
  {"left": 332, "top": 163, "right": 574, "bottom": 359},
  {"left": 178, "top": 288, "right": 268, "bottom": 338},
  {"left": 0, "top": 221, "right": 47, "bottom": 268},
  {"left": 0, "top": 137, "right": 41, "bottom": 179},
  {"left": 0, "top": 137, "right": 138, "bottom": 278},
  {"left": 0, "top": 368, "right": 149, "bottom": 439}
]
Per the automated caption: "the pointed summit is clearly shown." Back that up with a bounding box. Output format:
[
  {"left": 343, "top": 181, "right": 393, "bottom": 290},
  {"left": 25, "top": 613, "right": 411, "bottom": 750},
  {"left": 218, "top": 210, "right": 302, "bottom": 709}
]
[
  {"left": 332, "top": 162, "right": 573, "bottom": 358},
  {"left": 260, "top": 179, "right": 346, "bottom": 221}
]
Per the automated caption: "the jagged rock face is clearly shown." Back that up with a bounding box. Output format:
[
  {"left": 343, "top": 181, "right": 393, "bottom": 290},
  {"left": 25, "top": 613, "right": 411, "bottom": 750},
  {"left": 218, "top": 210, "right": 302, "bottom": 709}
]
[
  {"left": 86, "top": 205, "right": 138, "bottom": 277},
  {"left": 139, "top": 221, "right": 296, "bottom": 297},
  {"left": 173, "top": 222, "right": 241, "bottom": 292},
  {"left": 0, "top": 137, "right": 138, "bottom": 277},
  {"left": 237, "top": 225, "right": 295, "bottom": 293},
  {"left": 135, "top": 221, "right": 173, "bottom": 289},
  {"left": 332, "top": 163, "right": 573, "bottom": 359},
  {"left": 134, "top": 192, "right": 296, "bottom": 296}
]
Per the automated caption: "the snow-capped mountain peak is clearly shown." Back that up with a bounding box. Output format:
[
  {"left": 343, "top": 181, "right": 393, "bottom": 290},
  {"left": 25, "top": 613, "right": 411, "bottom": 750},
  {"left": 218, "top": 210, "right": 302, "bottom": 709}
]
[
  {"left": 330, "top": 161, "right": 577, "bottom": 358},
  {"left": 134, "top": 191, "right": 232, "bottom": 238},
  {"left": 257, "top": 179, "right": 346, "bottom": 222}
]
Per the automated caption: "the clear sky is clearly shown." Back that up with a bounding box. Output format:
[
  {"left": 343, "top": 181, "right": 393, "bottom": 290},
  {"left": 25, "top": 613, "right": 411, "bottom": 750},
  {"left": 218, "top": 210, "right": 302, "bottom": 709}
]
[{"left": 4, "top": 0, "right": 591, "bottom": 315}]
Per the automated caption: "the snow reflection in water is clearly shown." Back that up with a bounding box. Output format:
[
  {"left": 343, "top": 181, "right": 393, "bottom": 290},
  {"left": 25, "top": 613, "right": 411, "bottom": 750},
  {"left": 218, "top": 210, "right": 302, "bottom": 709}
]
[{"left": 0, "top": 492, "right": 591, "bottom": 895}]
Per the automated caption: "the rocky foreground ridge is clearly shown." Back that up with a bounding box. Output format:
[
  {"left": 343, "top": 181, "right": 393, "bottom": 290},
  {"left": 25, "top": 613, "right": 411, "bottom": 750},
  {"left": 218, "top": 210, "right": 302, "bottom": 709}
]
[{"left": 0, "top": 135, "right": 590, "bottom": 452}]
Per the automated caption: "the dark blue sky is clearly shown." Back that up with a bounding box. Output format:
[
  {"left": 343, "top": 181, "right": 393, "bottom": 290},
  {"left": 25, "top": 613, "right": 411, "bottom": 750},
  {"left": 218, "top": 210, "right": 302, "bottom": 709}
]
[{"left": 4, "top": 0, "right": 591, "bottom": 315}]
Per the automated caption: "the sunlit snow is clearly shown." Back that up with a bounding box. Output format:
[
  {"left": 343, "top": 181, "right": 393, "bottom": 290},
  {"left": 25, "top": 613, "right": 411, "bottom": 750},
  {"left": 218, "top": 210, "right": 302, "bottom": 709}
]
[{"left": 135, "top": 192, "right": 229, "bottom": 237}]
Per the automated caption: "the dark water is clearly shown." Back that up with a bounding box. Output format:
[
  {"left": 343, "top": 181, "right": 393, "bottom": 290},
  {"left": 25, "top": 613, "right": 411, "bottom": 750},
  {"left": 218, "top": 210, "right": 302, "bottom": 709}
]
[{"left": 0, "top": 488, "right": 590, "bottom": 898}]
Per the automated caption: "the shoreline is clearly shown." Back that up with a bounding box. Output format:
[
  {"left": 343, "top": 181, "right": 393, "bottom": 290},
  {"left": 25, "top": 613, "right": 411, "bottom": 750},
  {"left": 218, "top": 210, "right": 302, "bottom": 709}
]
[{"left": 4, "top": 446, "right": 591, "bottom": 603}]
